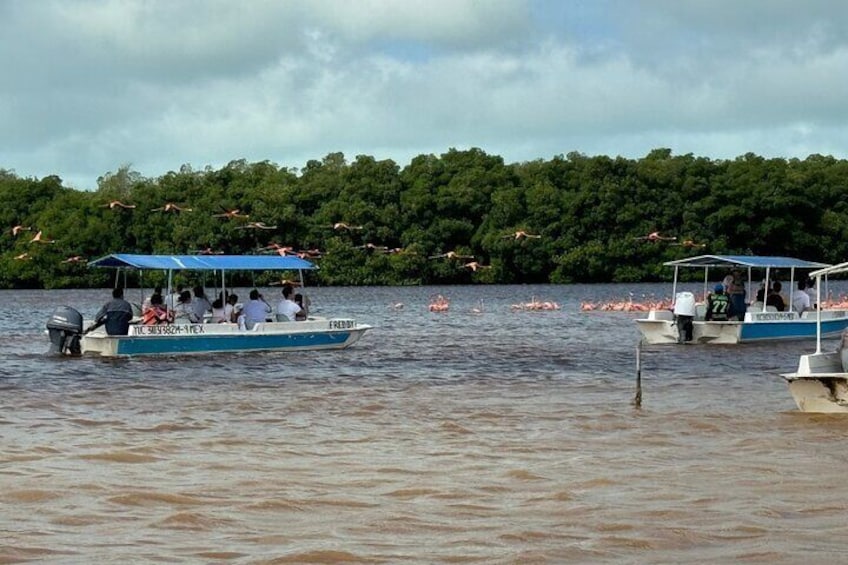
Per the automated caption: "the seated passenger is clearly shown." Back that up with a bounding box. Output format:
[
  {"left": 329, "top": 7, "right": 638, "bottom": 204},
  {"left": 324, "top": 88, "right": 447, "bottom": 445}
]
[
  {"left": 142, "top": 293, "right": 173, "bottom": 325},
  {"left": 294, "top": 293, "right": 308, "bottom": 321},
  {"left": 705, "top": 284, "right": 732, "bottom": 321},
  {"left": 792, "top": 279, "right": 811, "bottom": 314},
  {"left": 243, "top": 289, "right": 272, "bottom": 329},
  {"left": 767, "top": 282, "right": 786, "bottom": 312},
  {"left": 173, "top": 290, "right": 200, "bottom": 323},
  {"left": 209, "top": 296, "right": 227, "bottom": 323},
  {"left": 275, "top": 284, "right": 303, "bottom": 321}
]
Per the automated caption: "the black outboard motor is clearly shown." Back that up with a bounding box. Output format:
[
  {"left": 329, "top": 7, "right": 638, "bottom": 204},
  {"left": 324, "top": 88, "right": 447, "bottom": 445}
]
[{"left": 46, "top": 306, "right": 83, "bottom": 356}]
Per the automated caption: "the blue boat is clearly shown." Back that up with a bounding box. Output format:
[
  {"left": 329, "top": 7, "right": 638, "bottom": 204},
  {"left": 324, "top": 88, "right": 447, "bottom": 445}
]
[
  {"left": 635, "top": 255, "right": 848, "bottom": 344},
  {"left": 48, "top": 254, "right": 371, "bottom": 357}
]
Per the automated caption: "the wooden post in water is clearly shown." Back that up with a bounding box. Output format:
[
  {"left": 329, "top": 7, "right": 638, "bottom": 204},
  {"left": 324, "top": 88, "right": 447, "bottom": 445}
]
[{"left": 633, "top": 340, "right": 643, "bottom": 408}]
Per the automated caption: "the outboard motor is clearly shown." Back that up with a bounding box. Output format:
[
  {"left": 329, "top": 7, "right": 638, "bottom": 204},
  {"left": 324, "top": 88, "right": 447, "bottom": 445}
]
[
  {"left": 46, "top": 306, "right": 83, "bottom": 356},
  {"left": 673, "top": 291, "right": 696, "bottom": 344}
]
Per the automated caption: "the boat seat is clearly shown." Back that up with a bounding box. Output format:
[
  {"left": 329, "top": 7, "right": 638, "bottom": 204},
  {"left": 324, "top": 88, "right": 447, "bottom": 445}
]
[{"left": 765, "top": 306, "right": 778, "bottom": 312}]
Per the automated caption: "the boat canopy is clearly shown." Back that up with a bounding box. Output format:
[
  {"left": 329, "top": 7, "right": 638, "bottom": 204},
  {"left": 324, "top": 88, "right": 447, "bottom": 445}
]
[
  {"left": 87, "top": 253, "right": 317, "bottom": 271},
  {"left": 664, "top": 255, "right": 829, "bottom": 270},
  {"left": 810, "top": 260, "right": 848, "bottom": 278}
]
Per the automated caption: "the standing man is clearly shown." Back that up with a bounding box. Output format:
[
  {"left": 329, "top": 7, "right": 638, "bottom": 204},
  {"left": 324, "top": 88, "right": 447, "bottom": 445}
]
[{"left": 725, "top": 269, "right": 747, "bottom": 320}]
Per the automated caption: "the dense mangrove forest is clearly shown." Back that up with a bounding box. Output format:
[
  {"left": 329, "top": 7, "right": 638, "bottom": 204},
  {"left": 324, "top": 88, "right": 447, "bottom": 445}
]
[{"left": 1, "top": 147, "right": 847, "bottom": 289}]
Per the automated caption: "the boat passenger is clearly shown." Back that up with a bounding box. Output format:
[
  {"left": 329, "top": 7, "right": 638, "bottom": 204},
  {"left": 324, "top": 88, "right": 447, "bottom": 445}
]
[
  {"left": 142, "top": 293, "right": 174, "bottom": 325},
  {"left": 209, "top": 296, "right": 227, "bottom": 323},
  {"left": 192, "top": 286, "right": 212, "bottom": 321},
  {"left": 88, "top": 287, "right": 134, "bottom": 335},
  {"left": 725, "top": 269, "right": 746, "bottom": 320},
  {"left": 243, "top": 289, "right": 272, "bottom": 329},
  {"left": 142, "top": 286, "right": 162, "bottom": 311},
  {"left": 767, "top": 282, "right": 786, "bottom": 312},
  {"left": 173, "top": 290, "right": 200, "bottom": 323},
  {"left": 705, "top": 284, "right": 731, "bottom": 321},
  {"left": 275, "top": 284, "right": 303, "bottom": 322},
  {"left": 165, "top": 285, "right": 183, "bottom": 311},
  {"left": 224, "top": 294, "right": 239, "bottom": 323},
  {"left": 294, "top": 293, "right": 309, "bottom": 321},
  {"left": 793, "top": 279, "right": 811, "bottom": 314}
]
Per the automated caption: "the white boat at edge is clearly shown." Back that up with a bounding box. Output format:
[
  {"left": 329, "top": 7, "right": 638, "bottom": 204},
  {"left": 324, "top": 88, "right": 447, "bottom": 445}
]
[
  {"left": 782, "top": 260, "right": 848, "bottom": 412},
  {"left": 48, "top": 253, "right": 372, "bottom": 358},
  {"left": 635, "top": 254, "right": 848, "bottom": 345}
]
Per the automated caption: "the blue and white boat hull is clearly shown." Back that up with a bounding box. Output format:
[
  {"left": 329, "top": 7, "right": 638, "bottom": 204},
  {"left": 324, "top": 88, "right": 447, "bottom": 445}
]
[{"left": 82, "top": 319, "right": 371, "bottom": 357}]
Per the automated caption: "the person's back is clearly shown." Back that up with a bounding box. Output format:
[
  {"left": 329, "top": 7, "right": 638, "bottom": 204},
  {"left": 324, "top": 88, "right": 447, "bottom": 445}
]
[
  {"left": 174, "top": 290, "right": 199, "bottom": 323},
  {"left": 94, "top": 287, "right": 134, "bottom": 335},
  {"left": 792, "top": 280, "right": 811, "bottom": 313},
  {"left": 767, "top": 282, "right": 786, "bottom": 312},
  {"left": 192, "top": 286, "right": 212, "bottom": 321},
  {"left": 276, "top": 285, "right": 303, "bottom": 321},
  {"left": 243, "top": 289, "right": 271, "bottom": 328},
  {"left": 705, "top": 285, "right": 731, "bottom": 321},
  {"left": 142, "top": 293, "right": 172, "bottom": 325}
]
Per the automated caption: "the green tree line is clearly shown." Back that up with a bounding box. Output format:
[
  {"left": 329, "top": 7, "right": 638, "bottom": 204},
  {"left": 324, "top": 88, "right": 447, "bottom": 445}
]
[{"left": 1, "top": 147, "right": 847, "bottom": 288}]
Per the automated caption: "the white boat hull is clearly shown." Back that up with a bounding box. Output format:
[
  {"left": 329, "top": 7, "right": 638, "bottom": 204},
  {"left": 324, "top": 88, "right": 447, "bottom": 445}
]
[
  {"left": 636, "top": 309, "right": 848, "bottom": 345},
  {"left": 782, "top": 351, "right": 848, "bottom": 413},
  {"left": 82, "top": 318, "right": 371, "bottom": 357}
]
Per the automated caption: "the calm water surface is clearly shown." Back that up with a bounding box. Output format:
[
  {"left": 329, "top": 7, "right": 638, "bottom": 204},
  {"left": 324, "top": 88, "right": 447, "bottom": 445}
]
[{"left": 2, "top": 283, "right": 847, "bottom": 564}]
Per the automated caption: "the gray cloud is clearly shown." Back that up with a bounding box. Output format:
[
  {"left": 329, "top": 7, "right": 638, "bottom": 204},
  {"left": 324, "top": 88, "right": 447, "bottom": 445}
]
[{"left": 2, "top": 0, "right": 848, "bottom": 189}]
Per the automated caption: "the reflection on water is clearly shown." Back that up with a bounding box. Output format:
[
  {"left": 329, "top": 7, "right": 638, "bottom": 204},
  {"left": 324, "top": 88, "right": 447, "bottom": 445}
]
[{"left": 1, "top": 283, "right": 847, "bottom": 563}]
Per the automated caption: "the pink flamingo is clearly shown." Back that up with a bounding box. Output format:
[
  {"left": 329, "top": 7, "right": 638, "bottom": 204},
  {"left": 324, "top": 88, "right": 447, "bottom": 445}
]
[
  {"left": 101, "top": 200, "right": 136, "bottom": 209},
  {"left": 30, "top": 230, "right": 56, "bottom": 244},
  {"left": 428, "top": 295, "right": 450, "bottom": 312},
  {"left": 504, "top": 230, "right": 542, "bottom": 240},
  {"left": 212, "top": 208, "right": 249, "bottom": 219},
  {"left": 152, "top": 202, "right": 192, "bottom": 213},
  {"left": 429, "top": 251, "right": 474, "bottom": 260},
  {"left": 11, "top": 225, "right": 32, "bottom": 236},
  {"left": 634, "top": 231, "right": 676, "bottom": 242}
]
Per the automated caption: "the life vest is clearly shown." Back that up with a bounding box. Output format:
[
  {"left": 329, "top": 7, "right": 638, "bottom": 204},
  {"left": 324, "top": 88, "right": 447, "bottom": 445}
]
[
  {"left": 707, "top": 293, "right": 730, "bottom": 321},
  {"left": 142, "top": 306, "right": 170, "bottom": 325}
]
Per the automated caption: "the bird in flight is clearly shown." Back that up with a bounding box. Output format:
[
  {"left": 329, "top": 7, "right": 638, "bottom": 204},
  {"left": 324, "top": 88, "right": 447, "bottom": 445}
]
[
  {"left": 11, "top": 225, "right": 31, "bottom": 237},
  {"left": 326, "top": 222, "right": 363, "bottom": 231},
  {"left": 30, "top": 230, "right": 56, "bottom": 244},
  {"left": 634, "top": 231, "right": 677, "bottom": 242},
  {"left": 429, "top": 251, "right": 475, "bottom": 260},
  {"left": 212, "top": 208, "right": 249, "bottom": 219},
  {"left": 259, "top": 243, "right": 295, "bottom": 255},
  {"left": 151, "top": 203, "right": 192, "bottom": 213},
  {"left": 504, "top": 230, "right": 542, "bottom": 240},
  {"left": 672, "top": 239, "right": 706, "bottom": 249},
  {"left": 462, "top": 261, "right": 491, "bottom": 272},
  {"left": 101, "top": 200, "right": 136, "bottom": 210},
  {"left": 356, "top": 243, "right": 388, "bottom": 252},
  {"left": 61, "top": 256, "right": 86, "bottom": 263},
  {"left": 269, "top": 278, "right": 302, "bottom": 287},
  {"left": 192, "top": 247, "right": 224, "bottom": 255},
  {"left": 236, "top": 222, "right": 277, "bottom": 230},
  {"left": 14, "top": 252, "right": 30, "bottom": 260}
]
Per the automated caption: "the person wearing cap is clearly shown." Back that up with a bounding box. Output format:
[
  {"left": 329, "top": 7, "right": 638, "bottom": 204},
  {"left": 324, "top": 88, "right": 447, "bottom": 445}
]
[{"left": 705, "top": 283, "right": 732, "bottom": 321}]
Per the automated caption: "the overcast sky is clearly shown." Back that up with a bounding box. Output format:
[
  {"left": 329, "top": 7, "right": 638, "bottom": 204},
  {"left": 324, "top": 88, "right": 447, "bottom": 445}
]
[{"left": 2, "top": 0, "right": 848, "bottom": 189}]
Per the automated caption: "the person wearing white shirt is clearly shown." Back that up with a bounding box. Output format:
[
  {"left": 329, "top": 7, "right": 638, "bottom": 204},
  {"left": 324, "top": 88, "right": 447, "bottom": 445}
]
[
  {"left": 242, "top": 289, "right": 272, "bottom": 329},
  {"left": 276, "top": 285, "right": 303, "bottom": 321},
  {"left": 793, "top": 279, "right": 812, "bottom": 314}
]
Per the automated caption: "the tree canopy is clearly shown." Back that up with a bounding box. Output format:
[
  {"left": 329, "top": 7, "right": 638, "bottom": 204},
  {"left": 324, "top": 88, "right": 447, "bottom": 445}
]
[{"left": 1, "top": 148, "right": 845, "bottom": 288}]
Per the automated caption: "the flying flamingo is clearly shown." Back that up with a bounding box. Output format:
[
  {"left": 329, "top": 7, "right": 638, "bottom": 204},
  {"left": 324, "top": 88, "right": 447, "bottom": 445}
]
[
  {"left": 672, "top": 239, "right": 706, "bottom": 249},
  {"left": 61, "top": 256, "right": 86, "bottom": 263},
  {"left": 14, "top": 252, "right": 29, "bottom": 260},
  {"left": 356, "top": 243, "right": 388, "bottom": 252},
  {"left": 212, "top": 208, "right": 249, "bottom": 219},
  {"left": 30, "top": 231, "right": 56, "bottom": 244},
  {"left": 269, "top": 278, "right": 301, "bottom": 287},
  {"left": 151, "top": 202, "right": 192, "bottom": 213},
  {"left": 326, "top": 222, "right": 363, "bottom": 231},
  {"left": 429, "top": 251, "right": 474, "bottom": 260},
  {"left": 504, "top": 230, "right": 542, "bottom": 240},
  {"left": 463, "top": 261, "right": 491, "bottom": 272},
  {"left": 236, "top": 222, "right": 277, "bottom": 230},
  {"left": 101, "top": 200, "right": 136, "bottom": 209},
  {"left": 296, "top": 248, "right": 323, "bottom": 259},
  {"left": 634, "top": 231, "right": 676, "bottom": 242},
  {"left": 11, "top": 225, "right": 31, "bottom": 236},
  {"left": 192, "top": 247, "right": 224, "bottom": 255}
]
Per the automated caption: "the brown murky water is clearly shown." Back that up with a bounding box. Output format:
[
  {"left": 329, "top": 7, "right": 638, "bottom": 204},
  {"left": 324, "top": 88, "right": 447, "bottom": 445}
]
[{"left": 2, "top": 285, "right": 846, "bottom": 563}]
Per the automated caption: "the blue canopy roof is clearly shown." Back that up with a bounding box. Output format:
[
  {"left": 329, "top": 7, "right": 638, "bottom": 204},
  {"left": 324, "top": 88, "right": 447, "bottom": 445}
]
[
  {"left": 663, "top": 254, "right": 829, "bottom": 270},
  {"left": 88, "top": 253, "right": 317, "bottom": 271}
]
